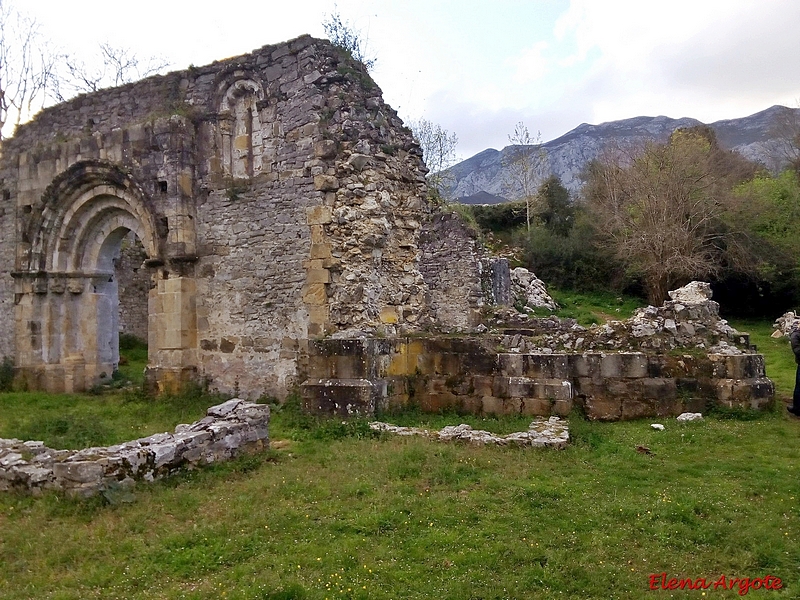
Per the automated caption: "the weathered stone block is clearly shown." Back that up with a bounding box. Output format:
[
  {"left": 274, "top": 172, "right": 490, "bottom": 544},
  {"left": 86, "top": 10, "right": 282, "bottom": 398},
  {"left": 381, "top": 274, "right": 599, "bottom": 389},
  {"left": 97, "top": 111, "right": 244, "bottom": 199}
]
[
  {"left": 520, "top": 397, "right": 552, "bottom": 416},
  {"left": 619, "top": 353, "right": 648, "bottom": 378},
  {"left": 521, "top": 354, "right": 570, "bottom": 379},
  {"left": 584, "top": 396, "right": 622, "bottom": 421},
  {"left": 642, "top": 378, "right": 678, "bottom": 401},
  {"left": 621, "top": 398, "right": 659, "bottom": 420},
  {"left": 314, "top": 139, "right": 337, "bottom": 159},
  {"left": 572, "top": 354, "right": 602, "bottom": 379},
  {"left": 303, "top": 283, "right": 328, "bottom": 306},
  {"left": 52, "top": 461, "right": 104, "bottom": 484},
  {"left": 313, "top": 174, "right": 339, "bottom": 191},
  {"left": 306, "top": 205, "right": 332, "bottom": 225},
  {"left": 301, "top": 378, "right": 374, "bottom": 417},
  {"left": 306, "top": 269, "right": 331, "bottom": 284}
]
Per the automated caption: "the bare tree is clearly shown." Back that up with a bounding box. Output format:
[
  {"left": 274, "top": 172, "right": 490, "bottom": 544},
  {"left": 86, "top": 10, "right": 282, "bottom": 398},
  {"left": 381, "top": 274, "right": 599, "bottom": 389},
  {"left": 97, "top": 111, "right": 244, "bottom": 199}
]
[
  {"left": 54, "top": 43, "right": 169, "bottom": 100},
  {"left": 585, "top": 128, "right": 758, "bottom": 304},
  {"left": 322, "top": 5, "right": 376, "bottom": 71},
  {"left": 503, "top": 122, "right": 548, "bottom": 231},
  {"left": 409, "top": 118, "right": 459, "bottom": 200},
  {"left": 0, "top": 0, "right": 169, "bottom": 139},
  {"left": 0, "top": 0, "right": 58, "bottom": 139}
]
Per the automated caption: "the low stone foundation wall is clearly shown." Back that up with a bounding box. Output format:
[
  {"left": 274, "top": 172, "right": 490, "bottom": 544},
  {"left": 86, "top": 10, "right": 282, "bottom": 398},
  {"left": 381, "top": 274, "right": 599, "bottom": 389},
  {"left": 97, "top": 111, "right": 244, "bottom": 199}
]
[
  {"left": 301, "top": 338, "right": 773, "bottom": 421},
  {"left": 0, "top": 399, "right": 269, "bottom": 497}
]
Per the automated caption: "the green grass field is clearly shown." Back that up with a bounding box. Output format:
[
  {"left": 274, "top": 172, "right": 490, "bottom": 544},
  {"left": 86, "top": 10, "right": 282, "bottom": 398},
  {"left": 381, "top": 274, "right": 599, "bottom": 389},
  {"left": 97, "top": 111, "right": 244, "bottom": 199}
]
[{"left": 0, "top": 324, "right": 799, "bottom": 599}]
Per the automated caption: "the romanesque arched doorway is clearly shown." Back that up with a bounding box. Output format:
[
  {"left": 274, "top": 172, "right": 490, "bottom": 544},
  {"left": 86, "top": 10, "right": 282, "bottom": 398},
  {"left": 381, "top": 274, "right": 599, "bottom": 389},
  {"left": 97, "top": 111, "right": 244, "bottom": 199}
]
[{"left": 14, "top": 161, "right": 164, "bottom": 392}]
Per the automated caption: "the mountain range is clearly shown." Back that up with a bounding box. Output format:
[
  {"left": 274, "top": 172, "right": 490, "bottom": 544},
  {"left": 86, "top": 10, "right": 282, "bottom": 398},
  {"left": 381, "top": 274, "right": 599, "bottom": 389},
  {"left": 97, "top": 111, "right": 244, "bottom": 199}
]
[{"left": 445, "top": 105, "right": 799, "bottom": 203}]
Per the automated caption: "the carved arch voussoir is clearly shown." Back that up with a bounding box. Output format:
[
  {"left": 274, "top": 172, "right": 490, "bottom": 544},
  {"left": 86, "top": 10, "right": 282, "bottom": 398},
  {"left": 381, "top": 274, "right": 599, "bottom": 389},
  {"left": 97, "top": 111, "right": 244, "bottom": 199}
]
[{"left": 25, "top": 160, "right": 162, "bottom": 272}]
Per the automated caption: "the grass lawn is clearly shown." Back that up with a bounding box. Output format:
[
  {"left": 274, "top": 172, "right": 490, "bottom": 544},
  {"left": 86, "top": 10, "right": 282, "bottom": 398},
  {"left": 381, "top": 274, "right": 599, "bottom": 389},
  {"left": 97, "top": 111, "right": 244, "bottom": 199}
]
[
  {"left": 1, "top": 403, "right": 799, "bottom": 599},
  {"left": 1, "top": 326, "right": 799, "bottom": 598},
  {"left": 546, "top": 288, "right": 646, "bottom": 326}
]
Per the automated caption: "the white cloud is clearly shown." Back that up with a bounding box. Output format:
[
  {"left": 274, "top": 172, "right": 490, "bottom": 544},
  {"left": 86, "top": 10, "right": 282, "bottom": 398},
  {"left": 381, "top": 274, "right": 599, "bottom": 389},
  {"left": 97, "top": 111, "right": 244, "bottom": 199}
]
[
  {"left": 509, "top": 42, "right": 550, "bottom": 84},
  {"left": 16, "top": 0, "right": 800, "bottom": 160}
]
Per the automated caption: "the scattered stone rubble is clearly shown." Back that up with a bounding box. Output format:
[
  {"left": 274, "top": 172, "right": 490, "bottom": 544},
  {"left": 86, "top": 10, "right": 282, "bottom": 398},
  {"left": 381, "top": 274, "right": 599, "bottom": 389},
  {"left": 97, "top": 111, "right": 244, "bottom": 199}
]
[
  {"left": 773, "top": 311, "right": 800, "bottom": 337},
  {"left": 676, "top": 412, "right": 703, "bottom": 422},
  {"left": 369, "top": 416, "right": 569, "bottom": 448},
  {"left": 496, "top": 281, "right": 751, "bottom": 355},
  {"left": 510, "top": 267, "right": 558, "bottom": 311},
  {"left": 0, "top": 399, "right": 269, "bottom": 497},
  {"left": 652, "top": 413, "right": 704, "bottom": 430}
]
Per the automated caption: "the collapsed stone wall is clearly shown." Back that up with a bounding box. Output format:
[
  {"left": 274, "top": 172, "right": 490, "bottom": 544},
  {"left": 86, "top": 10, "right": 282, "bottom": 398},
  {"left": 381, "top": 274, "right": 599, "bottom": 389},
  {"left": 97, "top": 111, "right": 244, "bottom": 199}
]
[
  {"left": 493, "top": 281, "right": 749, "bottom": 355},
  {"left": 418, "top": 213, "right": 487, "bottom": 331},
  {"left": 0, "top": 399, "right": 269, "bottom": 497},
  {"left": 302, "top": 283, "right": 774, "bottom": 420}
]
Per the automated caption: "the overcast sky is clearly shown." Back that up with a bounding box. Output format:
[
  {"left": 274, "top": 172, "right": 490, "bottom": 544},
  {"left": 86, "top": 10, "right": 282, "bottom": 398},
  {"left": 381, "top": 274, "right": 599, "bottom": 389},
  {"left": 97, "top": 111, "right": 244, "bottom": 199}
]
[{"left": 21, "top": 0, "right": 800, "bottom": 159}]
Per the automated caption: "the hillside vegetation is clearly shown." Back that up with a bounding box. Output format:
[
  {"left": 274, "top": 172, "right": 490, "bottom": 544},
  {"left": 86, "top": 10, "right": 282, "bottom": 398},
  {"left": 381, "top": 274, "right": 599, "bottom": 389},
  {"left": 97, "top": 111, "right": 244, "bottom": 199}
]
[{"left": 462, "top": 125, "right": 800, "bottom": 318}]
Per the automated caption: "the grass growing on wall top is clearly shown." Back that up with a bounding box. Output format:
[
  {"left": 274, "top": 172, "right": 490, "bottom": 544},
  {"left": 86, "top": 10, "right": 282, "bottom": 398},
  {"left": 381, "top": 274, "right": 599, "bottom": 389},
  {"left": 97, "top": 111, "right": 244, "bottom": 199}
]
[{"left": 545, "top": 287, "right": 647, "bottom": 326}]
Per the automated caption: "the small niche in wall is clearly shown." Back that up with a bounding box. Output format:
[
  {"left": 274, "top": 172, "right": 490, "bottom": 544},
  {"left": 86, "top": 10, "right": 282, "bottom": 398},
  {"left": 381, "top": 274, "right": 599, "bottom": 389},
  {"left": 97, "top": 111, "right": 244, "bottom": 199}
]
[{"left": 219, "top": 79, "right": 265, "bottom": 179}]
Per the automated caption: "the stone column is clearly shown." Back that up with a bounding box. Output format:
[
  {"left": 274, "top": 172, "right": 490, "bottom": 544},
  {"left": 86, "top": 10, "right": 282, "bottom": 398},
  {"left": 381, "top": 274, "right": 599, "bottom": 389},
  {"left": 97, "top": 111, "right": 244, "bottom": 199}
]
[{"left": 145, "top": 265, "right": 198, "bottom": 394}]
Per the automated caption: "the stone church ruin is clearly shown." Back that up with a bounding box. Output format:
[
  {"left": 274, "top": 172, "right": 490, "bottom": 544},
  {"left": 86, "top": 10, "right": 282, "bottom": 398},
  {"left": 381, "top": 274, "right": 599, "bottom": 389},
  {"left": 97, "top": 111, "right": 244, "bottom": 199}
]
[{"left": 0, "top": 36, "right": 774, "bottom": 419}]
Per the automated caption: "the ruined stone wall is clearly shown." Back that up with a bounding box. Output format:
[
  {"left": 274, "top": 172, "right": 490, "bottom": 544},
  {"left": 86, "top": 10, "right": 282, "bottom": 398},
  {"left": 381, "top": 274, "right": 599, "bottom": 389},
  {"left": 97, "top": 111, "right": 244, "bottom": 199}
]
[
  {"left": 0, "top": 398, "right": 269, "bottom": 497},
  {"left": 419, "top": 213, "right": 486, "bottom": 332},
  {"left": 302, "top": 337, "right": 773, "bottom": 420},
  {"left": 0, "top": 35, "right": 438, "bottom": 397},
  {"left": 0, "top": 182, "right": 13, "bottom": 360}
]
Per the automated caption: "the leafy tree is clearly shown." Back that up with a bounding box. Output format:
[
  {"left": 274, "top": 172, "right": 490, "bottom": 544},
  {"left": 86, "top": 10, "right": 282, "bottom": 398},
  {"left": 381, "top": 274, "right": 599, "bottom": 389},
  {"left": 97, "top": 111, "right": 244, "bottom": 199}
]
[
  {"left": 408, "top": 118, "right": 459, "bottom": 200},
  {"left": 584, "top": 127, "right": 759, "bottom": 304},
  {"left": 503, "top": 122, "right": 548, "bottom": 231},
  {"left": 516, "top": 207, "right": 623, "bottom": 293},
  {"left": 538, "top": 175, "right": 574, "bottom": 236},
  {"left": 716, "top": 169, "right": 800, "bottom": 315},
  {"left": 470, "top": 200, "right": 527, "bottom": 232},
  {"left": 322, "top": 5, "right": 376, "bottom": 71}
]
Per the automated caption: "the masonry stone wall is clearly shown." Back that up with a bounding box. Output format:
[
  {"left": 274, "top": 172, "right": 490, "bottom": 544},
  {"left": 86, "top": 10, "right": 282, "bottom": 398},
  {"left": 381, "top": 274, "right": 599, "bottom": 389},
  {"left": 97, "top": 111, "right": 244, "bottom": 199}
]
[
  {"left": 419, "top": 213, "right": 487, "bottom": 331},
  {"left": 0, "top": 35, "right": 445, "bottom": 397},
  {"left": 0, "top": 398, "right": 269, "bottom": 497},
  {"left": 0, "top": 186, "right": 13, "bottom": 360},
  {"left": 116, "top": 232, "right": 149, "bottom": 341},
  {"left": 302, "top": 287, "right": 775, "bottom": 420}
]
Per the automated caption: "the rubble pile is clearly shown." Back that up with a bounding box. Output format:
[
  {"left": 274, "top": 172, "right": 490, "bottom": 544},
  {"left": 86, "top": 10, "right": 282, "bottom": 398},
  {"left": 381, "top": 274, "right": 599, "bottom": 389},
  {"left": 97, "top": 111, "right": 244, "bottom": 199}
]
[
  {"left": 370, "top": 416, "right": 569, "bottom": 448},
  {"left": 497, "top": 282, "right": 752, "bottom": 355},
  {"left": 510, "top": 267, "right": 558, "bottom": 311}
]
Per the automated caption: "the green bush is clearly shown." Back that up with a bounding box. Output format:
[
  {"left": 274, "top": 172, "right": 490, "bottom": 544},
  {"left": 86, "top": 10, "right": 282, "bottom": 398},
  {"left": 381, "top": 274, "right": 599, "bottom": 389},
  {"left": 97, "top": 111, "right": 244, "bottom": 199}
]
[
  {"left": 469, "top": 201, "right": 527, "bottom": 232},
  {"left": 516, "top": 214, "right": 628, "bottom": 293}
]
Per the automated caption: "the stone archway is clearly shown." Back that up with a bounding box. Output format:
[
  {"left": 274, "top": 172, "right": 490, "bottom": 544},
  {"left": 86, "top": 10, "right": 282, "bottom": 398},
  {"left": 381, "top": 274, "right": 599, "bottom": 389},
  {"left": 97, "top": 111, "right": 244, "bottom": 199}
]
[{"left": 13, "top": 162, "right": 168, "bottom": 392}]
